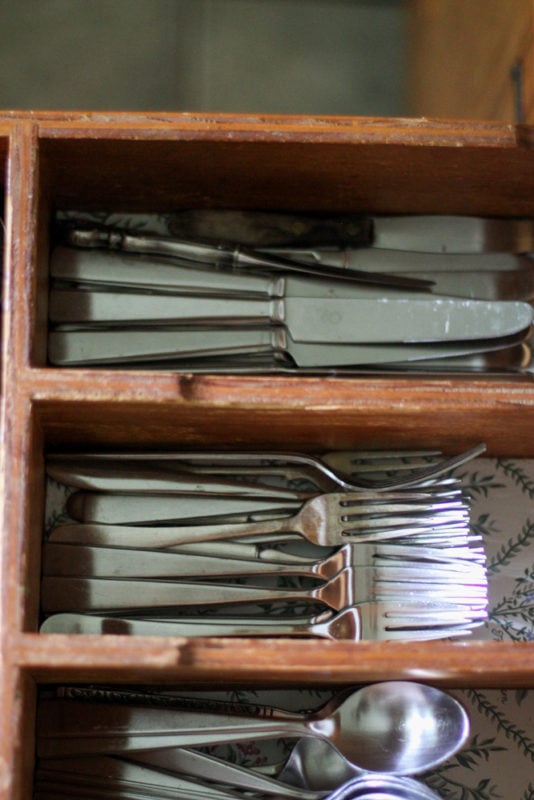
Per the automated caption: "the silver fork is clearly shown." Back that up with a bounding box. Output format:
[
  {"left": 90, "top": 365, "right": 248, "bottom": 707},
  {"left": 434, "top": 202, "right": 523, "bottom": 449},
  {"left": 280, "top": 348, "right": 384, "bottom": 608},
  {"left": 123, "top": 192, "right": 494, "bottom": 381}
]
[
  {"left": 146, "top": 444, "right": 486, "bottom": 492},
  {"left": 40, "top": 605, "right": 483, "bottom": 640},
  {"left": 51, "top": 443, "right": 486, "bottom": 492},
  {"left": 321, "top": 450, "right": 442, "bottom": 479},
  {"left": 42, "top": 540, "right": 486, "bottom": 582},
  {"left": 40, "top": 564, "right": 487, "bottom": 617},
  {"left": 61, "top": 489, "right": 470, "bottom": 546}
]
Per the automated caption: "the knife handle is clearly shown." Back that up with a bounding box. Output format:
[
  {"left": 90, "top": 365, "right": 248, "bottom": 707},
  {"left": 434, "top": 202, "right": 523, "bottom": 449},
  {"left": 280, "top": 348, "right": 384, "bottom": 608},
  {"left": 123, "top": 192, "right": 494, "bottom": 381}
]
[
  {"left": 48, "top": 327, "right": 280, "bottom": 365},
  {"left": 48, "top": 289, "right": 282, "bottom": 325},
  {"left": 51, "top": 245, "right": 283, "bottom": 298}
]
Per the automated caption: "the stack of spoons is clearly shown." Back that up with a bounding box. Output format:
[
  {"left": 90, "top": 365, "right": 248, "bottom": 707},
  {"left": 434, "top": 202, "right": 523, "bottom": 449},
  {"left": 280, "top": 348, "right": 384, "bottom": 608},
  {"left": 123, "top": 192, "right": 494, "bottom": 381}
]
[
  {"left": 41, "top": 444, "right": 488, "bottom": 640},
  {"left": 47, "top": 213, "right": 534, "bottom": 372},
  {"left": 34, "top": 681, "right": 466, "bottom": 800}
]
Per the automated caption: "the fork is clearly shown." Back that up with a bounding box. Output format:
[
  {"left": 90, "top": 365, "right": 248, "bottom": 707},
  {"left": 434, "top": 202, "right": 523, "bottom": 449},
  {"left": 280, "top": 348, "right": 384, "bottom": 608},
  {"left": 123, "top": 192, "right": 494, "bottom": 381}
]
[
  {"left": 52, "top": 443, "right": 486, "bottom": 492},
  {"left": 40, "top": 562, "right": 487, "bottom": 617},
  {"left": 63, "top": 488, "right": 470, "bottom": 546},
  {"left": 42, "top": 541, "right": 486, "bottom": 582},
  {"left": 39, "top": 605, "right": 483, "bottom": 640},
  {"left": 163, "top": 443, "right": 487, "bottom": 492}
]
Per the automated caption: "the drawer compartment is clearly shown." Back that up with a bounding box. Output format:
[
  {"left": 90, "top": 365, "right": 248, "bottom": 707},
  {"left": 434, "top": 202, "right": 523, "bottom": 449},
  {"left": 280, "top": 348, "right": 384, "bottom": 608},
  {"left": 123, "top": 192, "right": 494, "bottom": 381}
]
[{"left": 2, "top": 112, "right": 534, "bottom": 800}]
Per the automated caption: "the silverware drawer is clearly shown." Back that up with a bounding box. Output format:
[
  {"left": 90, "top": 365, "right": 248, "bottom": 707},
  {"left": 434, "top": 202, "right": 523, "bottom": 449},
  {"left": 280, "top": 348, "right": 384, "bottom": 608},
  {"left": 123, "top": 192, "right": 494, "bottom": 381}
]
[{"left": 1, "top": 111, "right": 534, "bottom": 800}]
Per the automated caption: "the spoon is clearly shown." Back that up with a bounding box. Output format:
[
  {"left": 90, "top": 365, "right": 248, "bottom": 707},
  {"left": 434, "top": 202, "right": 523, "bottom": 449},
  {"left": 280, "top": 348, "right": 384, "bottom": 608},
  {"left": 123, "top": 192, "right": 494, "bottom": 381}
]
[
  {"left": 274, "top": 736, "right": 444, "bottom": 792},
  {"left": 322, "top": 775, "right": 442, "bottom": 800},
  {"left": 37, "top": 681, "right": 470, "bottom": 774}
]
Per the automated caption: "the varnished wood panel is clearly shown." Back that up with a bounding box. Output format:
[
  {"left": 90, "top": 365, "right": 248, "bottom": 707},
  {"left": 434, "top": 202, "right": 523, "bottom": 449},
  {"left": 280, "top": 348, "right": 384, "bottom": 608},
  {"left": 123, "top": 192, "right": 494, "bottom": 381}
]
[{"left": 409, "top": 0, "right": 534, "bottom": 122}]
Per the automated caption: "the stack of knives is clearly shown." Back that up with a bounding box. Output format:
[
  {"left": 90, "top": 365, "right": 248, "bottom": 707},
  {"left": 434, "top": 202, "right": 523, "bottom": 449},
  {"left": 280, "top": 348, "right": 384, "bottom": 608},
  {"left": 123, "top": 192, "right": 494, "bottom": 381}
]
[{"left": 47, "top": 212, "right": 534, "bottom": 371}]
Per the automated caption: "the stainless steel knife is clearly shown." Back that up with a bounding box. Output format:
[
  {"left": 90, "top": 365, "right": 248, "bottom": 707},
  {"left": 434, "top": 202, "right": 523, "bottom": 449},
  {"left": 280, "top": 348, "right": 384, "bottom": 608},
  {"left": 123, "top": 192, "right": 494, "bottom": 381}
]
[
  {"left": 48, "top": 287, "right": 533, "bottom": 345},
  {"left": 63, "top": 227, "right": 433, "bottom": 290},
  {"left": 48, "top": 326, "right": 532, "bottom": 367}
]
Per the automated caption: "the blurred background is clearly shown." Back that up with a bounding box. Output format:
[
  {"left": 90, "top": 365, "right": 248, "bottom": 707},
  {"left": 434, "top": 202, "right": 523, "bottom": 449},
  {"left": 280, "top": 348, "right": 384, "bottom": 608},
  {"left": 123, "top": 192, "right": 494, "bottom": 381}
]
[
  {"left": 0, "top": 0, "right": 529, "bottom": 121},
  {"left": 0, "top": 0, "right": 408, "bottom": 115}
]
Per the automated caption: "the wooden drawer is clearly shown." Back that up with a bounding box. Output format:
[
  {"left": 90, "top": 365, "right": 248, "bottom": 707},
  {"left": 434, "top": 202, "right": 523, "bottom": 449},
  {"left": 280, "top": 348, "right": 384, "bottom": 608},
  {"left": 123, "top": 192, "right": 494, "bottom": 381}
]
[{"left": 2, "top": 112, "right": 534, "bottom": 799}]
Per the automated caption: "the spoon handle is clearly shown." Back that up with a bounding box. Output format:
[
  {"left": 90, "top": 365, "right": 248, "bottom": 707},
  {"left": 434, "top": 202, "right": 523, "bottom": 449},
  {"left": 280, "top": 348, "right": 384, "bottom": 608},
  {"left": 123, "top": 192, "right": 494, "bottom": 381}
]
[{"left": 37, "top": 698, "right": 310, "bottom": 757}]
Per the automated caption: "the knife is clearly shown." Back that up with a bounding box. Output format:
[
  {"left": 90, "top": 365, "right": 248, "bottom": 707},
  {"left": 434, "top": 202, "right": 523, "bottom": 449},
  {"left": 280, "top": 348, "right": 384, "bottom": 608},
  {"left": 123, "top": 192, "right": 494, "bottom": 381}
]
[
  {"left": 63, "top": 228, "right": 433, "bottom": 290},
  {"left": 368, "top": 216, "right": 534, "bottom": 253},
  {"left": 266, "top": 247, "right": 534, "bottom": 274},
  {"left": 165, "top": 210, "right": 534, "bottom": 253},
  {"left": 48, "top": 287, "right": 533, "bottom": 345},
  {"left": 48, "top": 326, "right": 532, "bottom": 367}
]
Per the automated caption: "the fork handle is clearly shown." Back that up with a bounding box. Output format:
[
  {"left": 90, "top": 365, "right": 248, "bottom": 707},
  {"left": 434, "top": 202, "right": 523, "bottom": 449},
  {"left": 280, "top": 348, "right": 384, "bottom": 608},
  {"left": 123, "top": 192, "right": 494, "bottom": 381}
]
[
  {"left": 40, "top": 576, "right": 316, "bottom": 614},
  {"left": 40, "top": 611, "right": 329, "bottom": 639}
]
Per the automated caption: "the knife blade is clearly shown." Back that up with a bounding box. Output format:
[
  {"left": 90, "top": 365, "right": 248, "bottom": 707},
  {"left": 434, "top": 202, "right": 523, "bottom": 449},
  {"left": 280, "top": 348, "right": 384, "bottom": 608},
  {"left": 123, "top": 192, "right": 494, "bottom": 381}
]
[
  {"left": 370, "top": 215, "right": 534, "bottom": 253},
  {"left": 265, "top": 247, "right": 534, "bottom": 273}
]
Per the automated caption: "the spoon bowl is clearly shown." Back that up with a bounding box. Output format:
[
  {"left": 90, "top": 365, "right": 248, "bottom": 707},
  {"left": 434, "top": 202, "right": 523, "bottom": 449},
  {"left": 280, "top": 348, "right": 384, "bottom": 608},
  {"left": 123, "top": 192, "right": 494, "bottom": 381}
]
[{"left": 310, "top": 681, "right": 469, "bottom": 775}]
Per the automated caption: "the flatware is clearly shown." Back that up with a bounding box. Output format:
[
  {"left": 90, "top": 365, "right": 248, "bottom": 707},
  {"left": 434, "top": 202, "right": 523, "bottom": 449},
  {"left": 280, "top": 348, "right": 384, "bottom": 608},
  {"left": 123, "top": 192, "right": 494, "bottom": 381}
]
[
  {"left": 36, "top": 682, "right": 470, "bottom": 770},
  {"left": 40, "top": 567, "right": 487, "bottom": 617},
  {"left": 165, "top": 208, "right": 375, "bottom": 247},
  {"left": 64, "top": 226, "right": 434, "bottom": 290},
  {"left": 267, "top": 245, "right": 534, "bottom": 272},
  {"left": 65, "top": 487, "right": 468, "bottom": 529},
  {"left": 35, "top": 754, "right": 243, "bottom": 800},
  {"left": 126, "top": 748, "right": 319, "bottom": 800},
  {"left": 45, "top": 524, "right": 485, "bottom": 570},
  {"left": 66, "top": 491, "right": 301, "bottom": 525},
  {"left": 162, "top": 209, "right": 534, "bottom": 253},
  {"left": 48, "top": 285, "right": 534, "bottom": 344},
  {"left": 47, "top": 444, "right": 486, "bottom": 492},
  {"left": 46, "top": 460, "right": 312, "bottom": 500},
  {"left": 321, "top": 775, "right": 442, "bottom": 800},
  {"left": 39, "top": 606, "right": 480, "bottom": 640},
  {"left": 367, "top": 215, "right": 534, "bottom": 253},
  {"left": 42, "top": 541, "right": 484, "bottom": 580},
  {"left": 399, "top": 268, "right": 534, "bottom": 301},
  {"left": 48, "top": 325, "right": 532, "bottom": 367}
]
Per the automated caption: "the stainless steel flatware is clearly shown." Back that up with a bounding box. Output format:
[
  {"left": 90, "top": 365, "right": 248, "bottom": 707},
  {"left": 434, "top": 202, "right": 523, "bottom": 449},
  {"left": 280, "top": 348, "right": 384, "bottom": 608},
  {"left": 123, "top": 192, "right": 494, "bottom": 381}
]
[
  {"left": 367, "top": 215, "right": 534, "bottom": 253},
  {"left": 66, "top": 491, "right": 301, "bottom": 525},
  {"left": 42, "top": 540, "right": 483, "bottom": 582},
  {"left": 47, "top": 517, "right": 479, "bottom": 550},
  {"left": 126, "top": 748, "right": 319, "bottom": 800},
  {"left": 165, "top": 209, "right": 534, "bottom": 253},
  {"left": 267, "top": 245, "right": 534, "bottom": 273},
  {"left": 48, "top": 444, "right": 485, "bottom": 491},
  {"left": 64, "top": 487, "right": 468, "bottom": 531},
  {"left": 36, "top": 682, "right": 470, "bottom": 768},
  {"left": 64, "top": 226, "right": 434, "bottom": 290},
  {"left": 39, "top": 605, "right": 481, "bottom": 640},
  {"left": 48, "top": 285, "right": 534, "bottom": 344},
  {"left": 35, "top": 754, "right": 243, "bottom": 800},
  {"left": 40, "top": 565, "right": 487, "bottom": 617},
  {"left": 46, "top": 460, "right": 312, "bottom": 500},
  {"left": 48, "top": 325, "right": 532, "bottom": 367}
]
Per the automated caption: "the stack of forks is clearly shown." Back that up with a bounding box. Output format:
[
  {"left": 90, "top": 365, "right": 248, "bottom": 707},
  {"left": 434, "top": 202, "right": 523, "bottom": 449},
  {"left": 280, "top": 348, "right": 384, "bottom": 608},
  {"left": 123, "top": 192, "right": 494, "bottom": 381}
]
[
  {"left": 41, "top": 445, "right": 488, "bottom": 641},
  {"left": 47, "top": 212, "right": 534, "bottom": 371}
]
